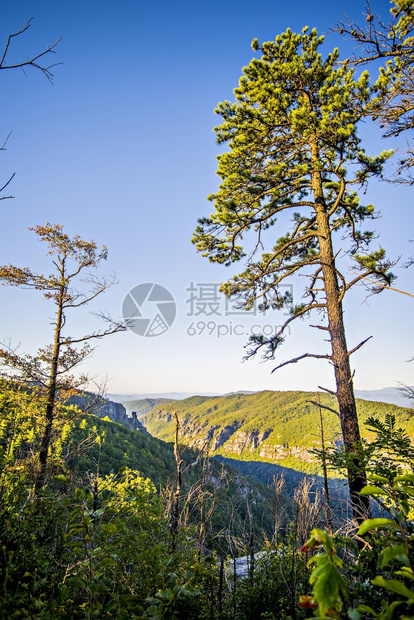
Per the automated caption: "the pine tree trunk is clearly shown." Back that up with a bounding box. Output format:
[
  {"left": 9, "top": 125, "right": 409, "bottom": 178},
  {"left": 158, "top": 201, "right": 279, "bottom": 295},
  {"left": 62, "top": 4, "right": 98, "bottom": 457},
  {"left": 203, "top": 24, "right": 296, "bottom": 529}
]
[{"left": 311, "top": 147, "right": 370, "bottom": 523}]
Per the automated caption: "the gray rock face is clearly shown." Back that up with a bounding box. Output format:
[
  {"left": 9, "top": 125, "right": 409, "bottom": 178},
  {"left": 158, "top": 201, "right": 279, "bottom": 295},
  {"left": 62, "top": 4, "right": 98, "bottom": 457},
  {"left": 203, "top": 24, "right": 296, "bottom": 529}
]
[
  {"left": 146, "top": 405, "right": 317, "bottom": 465},
  {"left": 69, "top": 394, "right": 149, "bottom": 433},
  {"left": 211, "top": 422, "right": 242, "bottom": 450}
]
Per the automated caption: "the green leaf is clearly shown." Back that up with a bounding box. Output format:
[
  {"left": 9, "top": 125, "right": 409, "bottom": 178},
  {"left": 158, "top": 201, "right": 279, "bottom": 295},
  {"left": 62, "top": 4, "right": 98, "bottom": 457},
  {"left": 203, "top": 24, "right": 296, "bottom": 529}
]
[
  {"left": 358, "top": 485, "right": 388, "bottom": 496},
  {"left": 357, "top": 518, "right": 396, "bottom": 536},
  {"left": 394, "top": 474, "right": 414, "bottom": 483},
  {"left": 396, "top": 568, "right": 414, "bottom": 581},
  {"left": 379, "top": 601, "right": 404, "bottom": 620},
  {"left": 371, "top": 576, "right": 414, "bottom": 600},
  {"left": 311, "top": 561, "right": 347, "bottom": 618},
  {"left": 380, "top": 544, "right": 409, "bottom": 568},
  {"left": 69, "top": 576, "right": 85, "bottom": 590},
  {"left": 401, "top": 499, "right": 410, "bottom": 516},
  {"left": 100, "top": 557, "right": 116, "bottom": 568},
  {"left": 369, "top": 474, "right": 391, "bottom": 484},
  {"left": 399, "top": 486, "right": 414, "bottom": 497},
  {"left": 101, "top": 523, "right": 117, "bottom": 534},
  {"left": 54, "top": 474, "right": 69, "bottom": 482},
  {"left": 356, "top": 604, "right": 376, "bottom": 614}
]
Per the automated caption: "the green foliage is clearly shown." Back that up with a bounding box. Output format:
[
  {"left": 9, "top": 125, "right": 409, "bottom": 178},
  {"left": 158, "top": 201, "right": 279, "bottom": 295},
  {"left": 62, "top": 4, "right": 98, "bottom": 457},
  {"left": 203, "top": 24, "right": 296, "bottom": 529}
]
[
  {"left": 227, "top": 543, "right": 309, "bottom": 620},
  {"left": 67, "top": 413, "right": 177, "bottom": 484},
  {"left": 145, "top": 560, "right": 206, "bottom": 620},
  {"left": 0, "top": 466, "right": 176, "bottom": 618},
  {"left": 300, "top": 417, "right": 414, "bottom": 619},
  {"left": 133, "top": 391, "right": 413, "bottom": 477},
  {"left": 192, "top": 27, "right": 394, "bottom": 345},
  {"left": 317, "top": 414, "right": 414, "bottom": 488},
  {"left": 300, "top": 529, "right": 347, "bottom": 618}
]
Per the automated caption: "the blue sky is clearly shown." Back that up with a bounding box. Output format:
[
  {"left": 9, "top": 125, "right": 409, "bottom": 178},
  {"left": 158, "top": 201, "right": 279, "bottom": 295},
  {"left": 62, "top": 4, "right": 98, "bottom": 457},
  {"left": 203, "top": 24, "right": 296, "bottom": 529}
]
[{"left": 1, "top": 0, "right": 413, "bottom": 397}]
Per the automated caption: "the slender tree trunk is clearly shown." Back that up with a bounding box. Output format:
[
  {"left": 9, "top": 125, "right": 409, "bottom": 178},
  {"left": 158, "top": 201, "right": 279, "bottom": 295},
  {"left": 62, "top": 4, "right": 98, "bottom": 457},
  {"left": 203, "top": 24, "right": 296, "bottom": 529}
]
[
  {"left": 318, "top": 397, "right": 333, "bottom": 533},
  {"left": 311, "top": 147, "right": 370, "bottom": 523},
  {"left": 170, "top": 406, "right": 182, "bottom": 549},
  {"left": 35, "top": 272, "right": 65, "bottom": 493},
  {"left": 218, "top": 555, "right": 224, "bottom": 616},
  {"left": 246, "top": 496, "right": 255, "bottom": 587},
  {"left": 198, "top": 466, "right": 206, "bottom": 561}
]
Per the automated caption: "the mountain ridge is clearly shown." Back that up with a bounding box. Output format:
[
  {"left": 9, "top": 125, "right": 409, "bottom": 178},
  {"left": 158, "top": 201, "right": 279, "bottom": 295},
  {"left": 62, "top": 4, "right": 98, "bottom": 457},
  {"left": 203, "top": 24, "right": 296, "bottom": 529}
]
[
  {"left": 120, "top": 390, "right": 413, "bottom": 475},
  {"left": 109, "top": 386, "right": 413, "bottom": 408}
]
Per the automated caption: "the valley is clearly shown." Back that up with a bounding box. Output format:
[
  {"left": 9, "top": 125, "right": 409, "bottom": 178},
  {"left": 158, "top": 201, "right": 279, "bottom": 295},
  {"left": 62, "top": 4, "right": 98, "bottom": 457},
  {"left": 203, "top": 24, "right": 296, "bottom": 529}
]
[{"left": 118, "top": 390, "right": 413, "bottom": 476}]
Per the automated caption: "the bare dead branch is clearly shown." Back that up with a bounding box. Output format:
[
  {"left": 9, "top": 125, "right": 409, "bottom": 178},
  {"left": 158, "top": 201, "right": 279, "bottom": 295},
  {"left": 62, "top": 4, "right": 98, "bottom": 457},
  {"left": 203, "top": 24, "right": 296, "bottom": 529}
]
[
  {"left": 318, "top": 385, "right": 337, "bottom": 397},
  {"left": 347, "top": 336, "right": 373, "bottom": 357},
  {"left": 61, "top": 321, "right": 127, "bottom": 346},
  {"left": 271, "top": 352, "right": 331, "bottom": 373},
  {"left": 0, "top": 173, "right": 16, "bottom": 196},
  {"left": 183, "top": 434, "right": 212, "bottom": 475},
  {"left": 307, "top": 400, "right": 340, "bottom": 418},
  {"left": 0, "top": 131, "right": 13, "bottom": 151},
  {"left": 397, "top": 382, "right": 414, "bottom": 406},
  {"left": 0, "top": 18, "right": 62, "bottom": 84},
  {"left": 310, "top": 324, "right": 330, "bottom": 331}
]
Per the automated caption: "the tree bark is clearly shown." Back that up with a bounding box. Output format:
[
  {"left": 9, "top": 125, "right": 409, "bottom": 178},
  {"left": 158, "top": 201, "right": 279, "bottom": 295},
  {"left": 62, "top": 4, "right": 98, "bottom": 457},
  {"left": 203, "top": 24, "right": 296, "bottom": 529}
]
[
  {"left": 170, "top": 406, "right": 182, "bottom": 549},
  {"left": 318, "top": 397, "right": 334, "bottom": 533},
  {"left": 35, "top": 270, "right": 65, "bottom": 493},
  {"left": 311, "top": 146, "right": 370, "bottom": 523}
]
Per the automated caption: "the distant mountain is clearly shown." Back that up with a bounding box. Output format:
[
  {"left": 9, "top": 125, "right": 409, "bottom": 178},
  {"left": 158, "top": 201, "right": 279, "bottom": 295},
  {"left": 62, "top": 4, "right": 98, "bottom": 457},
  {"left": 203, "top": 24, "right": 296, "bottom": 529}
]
[
  {"left": 121, "top": 398, "right": 173, "bottom": 419},
  {"left": 109, "top": 390, "right": 258, "bottom": 402},
  {"left": 108, "top": 392, "right": 206, "bottom": 402},
  {"left": 128, "top": 390, "right": 413, "bottom": 476},
  {"left": 109, "top": 387, "right": 412, "bottom": 408},
  {"left": 354, "top": 386, "right": 413, "bottom": 408}
]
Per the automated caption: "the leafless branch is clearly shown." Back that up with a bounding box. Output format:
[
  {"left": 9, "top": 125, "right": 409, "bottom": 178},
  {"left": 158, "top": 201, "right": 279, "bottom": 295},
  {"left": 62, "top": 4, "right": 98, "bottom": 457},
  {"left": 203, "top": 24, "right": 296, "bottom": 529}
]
[
  {"left": 0, "top": 18, "right": 62, "bottom": 84},
  {"left": 61, "top": 319, "right": 127, "bottom": 346},
  {"left": 318, "top": 385, "right": 337, "bottom": 397},
  {"left": 347, "top": 336, "right": 373, "bottom": 356},
  {"left": 183, "top": 435, "right": 212, "bottom": 475},
  {"left": 307, "top": 400, "right": 340, "bottom": 418},
  {"left": 271, "top": 352, "right": 331, "bottom": 373},
  {"left": 397, "top": 382, "right": 414, "bottom": 406},
  {"left": 0, "top": 172, "right": 15, "bottom": 200},
  {"left": 0, "top": 131, "right": 12, "bottom": 151}
]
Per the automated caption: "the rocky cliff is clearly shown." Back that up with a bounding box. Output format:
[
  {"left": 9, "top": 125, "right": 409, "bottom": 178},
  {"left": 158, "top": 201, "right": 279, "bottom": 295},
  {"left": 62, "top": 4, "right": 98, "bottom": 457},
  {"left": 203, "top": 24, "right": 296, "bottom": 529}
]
[
  {"left": 69, "top": 394, "right": 149, "bottom": 433},
  {"left": 140, "top": 407, "right": 317, "bottom": 466},
  {"left": 105, "top": 391, "right": 412, "bottom": 475}
]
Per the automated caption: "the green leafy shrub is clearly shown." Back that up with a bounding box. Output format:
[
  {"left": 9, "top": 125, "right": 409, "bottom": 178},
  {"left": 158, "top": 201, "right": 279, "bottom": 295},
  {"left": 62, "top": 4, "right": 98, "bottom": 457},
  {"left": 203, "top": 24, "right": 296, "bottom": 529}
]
[{"left": 299, "top": 416, "right": 414, "bottom": 619}]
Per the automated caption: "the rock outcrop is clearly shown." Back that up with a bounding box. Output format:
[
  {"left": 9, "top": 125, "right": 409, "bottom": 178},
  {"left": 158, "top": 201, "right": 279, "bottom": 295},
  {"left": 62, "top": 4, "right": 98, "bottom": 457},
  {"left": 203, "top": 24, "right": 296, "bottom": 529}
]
[
  {"left": 69, "top": 394, "right": 149, "bottom": 433},
  {"left": 144, "top": 405, "right": 317, "bottom": 465}
]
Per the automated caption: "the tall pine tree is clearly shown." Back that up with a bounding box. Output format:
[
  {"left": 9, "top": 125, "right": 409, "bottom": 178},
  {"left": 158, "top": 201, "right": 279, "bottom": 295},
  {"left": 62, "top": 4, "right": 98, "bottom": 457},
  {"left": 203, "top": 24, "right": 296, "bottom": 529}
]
[{"left": 193, "top": 28, "right": 394, "bottom": 522}]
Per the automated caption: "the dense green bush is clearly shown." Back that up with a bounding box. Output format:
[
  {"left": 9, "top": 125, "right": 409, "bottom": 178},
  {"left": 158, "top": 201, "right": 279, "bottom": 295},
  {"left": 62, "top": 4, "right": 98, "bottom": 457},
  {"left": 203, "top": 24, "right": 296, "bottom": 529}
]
[{"left": 299, "top": 416, "right": 414, "bottom": 619}]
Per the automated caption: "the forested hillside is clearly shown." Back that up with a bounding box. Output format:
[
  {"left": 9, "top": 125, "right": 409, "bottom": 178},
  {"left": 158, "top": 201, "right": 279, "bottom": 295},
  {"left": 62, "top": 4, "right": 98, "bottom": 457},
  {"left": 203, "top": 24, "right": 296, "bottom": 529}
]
[
  {"left": 67, "top": 412, "right": 278, "bottom": 541},
  {"left": 122, "top": 391, "right": 413, "bottom": 474}
]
